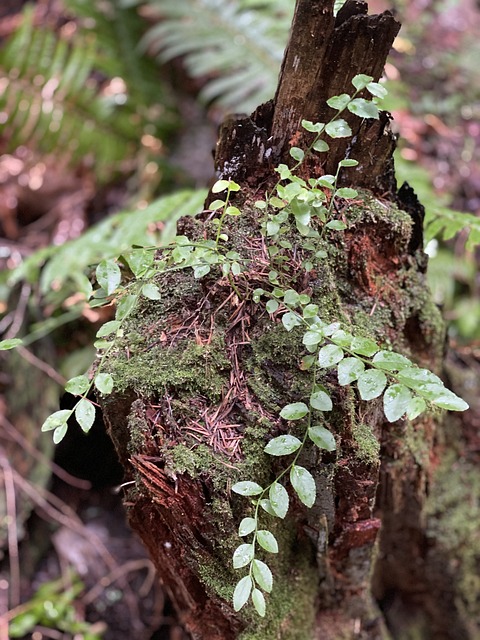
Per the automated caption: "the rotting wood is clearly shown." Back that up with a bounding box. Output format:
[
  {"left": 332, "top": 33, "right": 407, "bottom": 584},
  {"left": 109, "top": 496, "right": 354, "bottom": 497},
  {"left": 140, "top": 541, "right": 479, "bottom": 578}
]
[{"left": 99, "top": 2, "right": 478, "bottom": 639}]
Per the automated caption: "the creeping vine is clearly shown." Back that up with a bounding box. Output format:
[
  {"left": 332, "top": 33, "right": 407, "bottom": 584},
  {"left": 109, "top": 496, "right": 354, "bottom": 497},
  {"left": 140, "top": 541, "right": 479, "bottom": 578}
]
[{"left": 0, "top": 73, "right": 468, "bottom": 618}]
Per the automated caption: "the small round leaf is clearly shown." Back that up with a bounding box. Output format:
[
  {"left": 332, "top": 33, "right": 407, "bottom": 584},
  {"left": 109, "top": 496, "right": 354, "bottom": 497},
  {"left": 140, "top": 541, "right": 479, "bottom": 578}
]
[
  {"left": 233, "top": 576, "right": 252, "bottom": 612},
  {"left": 252, "top": 559, "right": 273, "bottom": 593},
  {"left": 279, "top": 402, "right": 309, "bottom": 421},
  {"left": 308, "top": 425, "right": 336, "bottom": 452},
  {"left": 232, "top": 481, "right": 263, "bottom": 496},
  {"left": 257, "top": 530, "right": 278, "bottom": 553},
  {"left": 269, "top": 482, "right": 289, "bottom": 519},
  {"left": 290, "top": 465, "right": 316, "bottom": 508},
  {"left": 233, "top": 544, "right": 254, "bottom": 569},
  {"left": 75, "top": 398, "right": 95, "bottom": 433},
  {"left": 264, "top": 435, "right": 302, "bottom": 456}
]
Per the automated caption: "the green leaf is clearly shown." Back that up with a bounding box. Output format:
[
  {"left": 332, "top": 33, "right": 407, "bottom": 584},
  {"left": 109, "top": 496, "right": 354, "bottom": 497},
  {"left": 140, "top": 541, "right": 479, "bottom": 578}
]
[
  {"left": 269, "top": 197, "right": 286, "bottom": 209},
  {"left": 290, "top": 465, "right": 316, "bottom": 508},
  {"left": 96, "top": 320, "right": 121, "bottom": 337},
  {"left": 232, "top": 481, "right": 263, "bottom": 496},
  {"left": 303, "top": 304, "right": 319, "bottom": 318},
  {"left": 115, "top": 294, "right": 137, "bottom": 321},
  {"left": 233, "top": 576, "right": 252, "bottom": 612},
  {"left": 308, "top": 425, "right": 336, "bottom": 451},
  {"left": 252, "top": 589, "right": 266, "bottom": 617},
  {"left": 266, "top": 221, "right": 280, "bottom": 236},
  {"left": 352, "top": 74, "right": 374, "bottom": 90},
  {"left": 318, "top": 344, "right": 344, "bottom": 368},
  {"left": 193, "top": 264, "right": 210, "bottom": 278},
  {"left": 282, "top": 312, "right": 302, "bottom": 331},
  {"left": 283, "top": 289, "right": 300, "bottom": 306},
  {"left": 339, "top": 159, "right": 359, "bottom": 167},
  {"left": 301, "top": 119, "right": 324, "bottom": 133},
  {"left": 325, "top": 119, "right": 352, "bottom": 138},
  {"left": 280, "top": 402, "right": 309, "bottom": 420},
  {"left": 310, "top": 390, "right": 333, "bottom": 412},
  {"left": 257, "top": 530, "right": 278, "bottom": 553},
  {"left": 266, "top": 299, "right": 279, "bottom": 314},
  {"left": 65, "top": 375, "right": 90, "bottom": 395},
  {"left": 255, "top": 200, "right": 267, "bottom": 210},
  {"left": 233, "top": 544, "right": 254, "bottom": 569},
  {"left": 259, "top": 499, "right": 276, "bottom": 516},
  {"left": 317, "top": 175, "right": 336, "bottom": 188},
  {"left": 372, "top": 351, "right": 412, "bottom": 371},
  {"left": 348, "top": 98, "right": 379, "bottom": 119},
  {"left": 313, "top": 139, "right": 330, "bottom": 153},
  {"left": 337, "top": 357, "right": 365, "bottom": 386},
  {"left": 252, "top": 559, "right": 273, "bottom": 593},
  {"left": 350, "top": 336, "right": 379, "bottom": 357},
  {"left": 367, "top": 81, "right": 388, "bottom": 99},
  {"left": 290, "top": 147, "right": 305, "bottom": 162},
  {"left": 96, "top": 259, "right": 121, "bottom": 296},
  {"left": 326, "top": 93, "right": 351, "bottom": 110},
  {"left": 211, "top": 179, "right": 230, "bottom": 193},
  {"left": 431, "top": 389, "right": 469, "bottom": 412},
  {"left": 269, "top": 482, "right": 289, "bottom": 519},
  {"left": 142, "top": 283, "right": 162, "bottom": 300},
  {"left": 330, "top": 329, "right": 353, "bottom": 347},
  {"left": 303, "top": 330, "right": 324, "bottom": 348},
  {"left": 325, "top": 220, "right": 347, "bottom": 230},
  {"left": 75, "top": 398, "right": 95, "bottom": 433},
  {"left": 125, "top": 249, "right": 154, "bottom": 277},
  {"left": 209, "top": 199, "right": 225, "bottom": 210},
  {"left": 94, "top": 373, "right": 114, "bottom": 395},
  {"left": 397, "top": 367, "right": 443, "bottom": 389},
  {"left": 0, "top": 338, "right": 23, "bottom": 350},
  {"left": 239, "top": 517, "right": 257, "bottom": 536},
  {"left": 226, "top": 206, "right": 241, "bottom": 216},
  {"left": 264, "top": 434, "right": 302, "bottom": 456},
  {"left": 406, "top": 397, "right": 427, "bottom": 420},
  {"left": 41, "top": 409, "right": 71, "bottom": 432},
  {"left": 335, "top": 188, "right": 358, "bottom": 199},
  {"left": 383, "top": 384, "right": 412, "bottom": 422},
  {"left": 53, "top": 423, "right": 68, "bottom": 444},
  {"left": 357, "top": 370, "right": 387, "bottom": 401},
  {"left": 229, "top": 181, "right": 241, "bottom": 192}
]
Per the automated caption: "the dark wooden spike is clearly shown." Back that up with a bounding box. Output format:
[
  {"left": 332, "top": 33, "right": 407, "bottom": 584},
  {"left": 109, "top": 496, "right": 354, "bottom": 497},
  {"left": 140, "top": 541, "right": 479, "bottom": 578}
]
[{"left": 270, "top": 0, "right": 335, "bottom": 155}]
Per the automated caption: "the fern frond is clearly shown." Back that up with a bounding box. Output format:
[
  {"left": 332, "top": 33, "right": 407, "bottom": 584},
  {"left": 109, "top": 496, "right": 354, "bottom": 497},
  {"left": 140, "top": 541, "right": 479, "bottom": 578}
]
[
  {"left": 0, "top": 4, "right": 174, "bottom": 180},
  {"left": 9, "top": 188, "right": 207, "bottom": 342},
  {"left": 137, "top": 0, "right": 293, "bottom": 112},
  {"left": 64, "top": 0, "right": 174, "bottom": 130},
  {"left": 0, "top": 8, "right": 131, "bottom": 177}
]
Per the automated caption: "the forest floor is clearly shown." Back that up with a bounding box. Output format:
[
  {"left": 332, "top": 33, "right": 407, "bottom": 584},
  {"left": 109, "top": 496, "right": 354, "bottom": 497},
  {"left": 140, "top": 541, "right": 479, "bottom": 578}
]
[{"left": 0, "top": 1, "right": 479, "bottom": 639}]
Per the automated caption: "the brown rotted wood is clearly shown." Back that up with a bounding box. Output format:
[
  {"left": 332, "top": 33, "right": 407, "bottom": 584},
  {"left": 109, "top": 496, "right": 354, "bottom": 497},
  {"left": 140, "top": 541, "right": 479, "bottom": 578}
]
[{"left": 214, "top": 0, "right": 400, "bottom": 196}]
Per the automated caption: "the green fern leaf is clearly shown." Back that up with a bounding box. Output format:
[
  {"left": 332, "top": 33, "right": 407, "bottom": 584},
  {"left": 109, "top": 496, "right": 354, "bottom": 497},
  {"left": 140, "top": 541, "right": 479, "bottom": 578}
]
[{"left": 137, "top": 0, "right": 293, "bottom": 112}]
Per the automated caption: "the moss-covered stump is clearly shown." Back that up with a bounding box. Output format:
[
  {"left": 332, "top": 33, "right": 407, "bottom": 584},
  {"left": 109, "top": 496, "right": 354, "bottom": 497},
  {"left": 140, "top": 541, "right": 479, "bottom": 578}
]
[
  {"left": 97, "top": 1, "right": 476, "bottom": 638},
  {"left": 99, "top": 189, "right": 445, "bottom": 639}
]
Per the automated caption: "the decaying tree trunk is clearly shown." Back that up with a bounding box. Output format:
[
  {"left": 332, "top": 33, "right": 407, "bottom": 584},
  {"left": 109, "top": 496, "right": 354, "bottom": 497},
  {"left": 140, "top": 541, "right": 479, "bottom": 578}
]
[{"left": 100, "top": 2, "right": 479, "bottom": 639}]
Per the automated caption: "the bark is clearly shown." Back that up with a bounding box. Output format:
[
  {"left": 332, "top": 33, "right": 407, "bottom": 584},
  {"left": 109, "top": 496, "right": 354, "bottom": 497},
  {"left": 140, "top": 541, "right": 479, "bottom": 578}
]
[{"left": 99, "top": 2, "right": 479, "bottom": 639}]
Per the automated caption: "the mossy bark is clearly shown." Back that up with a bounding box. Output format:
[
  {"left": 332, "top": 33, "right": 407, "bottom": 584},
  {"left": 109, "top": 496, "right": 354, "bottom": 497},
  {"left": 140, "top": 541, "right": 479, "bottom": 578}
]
[{"left": 99, "top": 2, "right": 479, "bottom": 639}]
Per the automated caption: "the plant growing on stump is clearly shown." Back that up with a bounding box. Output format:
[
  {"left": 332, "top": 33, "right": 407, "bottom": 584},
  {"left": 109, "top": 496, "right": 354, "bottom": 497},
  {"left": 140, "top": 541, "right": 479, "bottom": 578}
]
[{"left": 3, "top": 1, "right": 475, "bottom": 638}]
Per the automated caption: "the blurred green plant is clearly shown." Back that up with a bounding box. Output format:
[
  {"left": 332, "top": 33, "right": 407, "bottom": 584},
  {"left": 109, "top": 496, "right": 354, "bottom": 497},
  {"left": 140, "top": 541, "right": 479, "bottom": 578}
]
[
  {"left": 3, "top": 189, "right": 206, "bottom": 346},
  {"left": 0, "top": 1, "right": 175, "bottom": 181},
  {"left": 8, "top": 573, "right": 105, "bottom": 639},
  {"left": 133, "top": 0, "right": 293, "bottom": 112}
]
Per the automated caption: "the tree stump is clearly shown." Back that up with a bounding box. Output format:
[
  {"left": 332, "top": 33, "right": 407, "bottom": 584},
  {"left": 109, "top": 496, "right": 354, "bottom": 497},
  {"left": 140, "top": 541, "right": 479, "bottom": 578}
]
[{"left": 100, "top": 2, "right": 478, "bottom": 638}]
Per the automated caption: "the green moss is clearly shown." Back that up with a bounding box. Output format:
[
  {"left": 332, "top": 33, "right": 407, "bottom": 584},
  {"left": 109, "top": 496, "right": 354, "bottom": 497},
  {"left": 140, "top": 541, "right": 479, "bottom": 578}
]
[
  {"left": 426, "top": 453, "right": 480, "bottom": 622},
  {"left": 106, "top": 331, "right": 230, "bottom": 399},
  {"left": 351, "top": 423, "right": 380, "bottom": 465}
]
